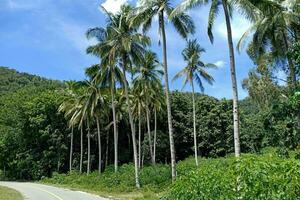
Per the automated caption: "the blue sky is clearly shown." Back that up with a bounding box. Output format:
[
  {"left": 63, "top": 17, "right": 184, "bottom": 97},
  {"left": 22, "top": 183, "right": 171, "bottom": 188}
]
[{"left": 0, "top": 0, "right": 255, "bottom": 99}]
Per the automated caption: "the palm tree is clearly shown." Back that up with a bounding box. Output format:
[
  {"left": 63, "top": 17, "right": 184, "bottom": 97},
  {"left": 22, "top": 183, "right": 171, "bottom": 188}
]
[
  {"left": 151, "top": 84, "right": 165, "bottom": 164},
  {"left": 90, "top": 5, "right": 150, "bottom": 188},
  {"left": 132, "top": 85, "right": 145, "bottom": 168},
  {"left": 170, "top": 0, "right": 257, "bottom": 157},
  {"left": 238, "top": 0, "right": 299, "bottom": 88},
  {"left": 132, "top": 0, "right": 195, "bottom": 180},
  {"left": 60, "top": 81, "right": 87, "bottom": 173},
  {"left": 83, "top": 71, "right": 108, "bottom": 174},
  {"left": 133, "top": 51, "right": 163, "bottom": 165},
  {"left": 58, "top": 81, "right": 78, "bottom": 172},
  {"left": 76, "top": 85, "right": 93, "bottom": 175},
  {"left": 173, "top": 39, "right": 216, "bottom": 166},
  {"left": 86, "top": 29, "right": 124, "bottom": 173},
  {"left": 69, "top": 94, "right": 85, "bottom": 174}
]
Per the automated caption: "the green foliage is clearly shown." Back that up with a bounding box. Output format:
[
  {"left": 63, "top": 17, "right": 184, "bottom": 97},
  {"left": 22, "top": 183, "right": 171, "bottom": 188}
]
[
  {"left": 42, "top": 164, "right": 171, "bottom": 193},
  {"left": 164, "top": 152, "right": 300, "bottom": 200},
  {"left": 0, "top": 67, "right": 61, "bottom": 96}
]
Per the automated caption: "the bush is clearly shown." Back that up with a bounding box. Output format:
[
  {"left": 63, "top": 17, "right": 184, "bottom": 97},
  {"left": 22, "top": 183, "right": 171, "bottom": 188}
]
[
  {"left": 163, "top": 153, "right": 300, "bottom": 200},
  {"left": 42, "top": 163, "right": 171, "bottom": 194}
]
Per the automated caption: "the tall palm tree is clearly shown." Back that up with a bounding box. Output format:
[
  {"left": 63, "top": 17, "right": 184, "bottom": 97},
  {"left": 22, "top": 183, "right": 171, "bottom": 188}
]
[
  {"left": 58, "top": 81, "right": 78, "bottom": 172},
  {"left": 69, "top": 94, "right": 86, "bottom": 174},
  {"left": 76, "top": 85, "right": 93, "bottom": 175},
  {"left": 173, "top": 39, "right": 216, "bottom": 166},
  {"left": 82, "top": 71, "right": 108, "bottom": 174},
  {"left": 133, "top": 51, "right": 163, "bottom": 165},
  {"left": 60, "top": 82, "right": 87, "bottom": 173},
  {"left": 151, "top": 84, "right": 165, "bottom": 164},
  {"left": 132, "top": 0, "right": 195, "bottom": 180},
  {"left": 132, "top": 85, "right": 145, "bottom": 168},
  {"left": 91, "top": 5, "right": 150, "bottom": 188},
  {"left": 86, "top": 29, "right": 124, "bottom": 173},
  {"left": 170, "top": 0, "right": 258, "bottom": 157}
]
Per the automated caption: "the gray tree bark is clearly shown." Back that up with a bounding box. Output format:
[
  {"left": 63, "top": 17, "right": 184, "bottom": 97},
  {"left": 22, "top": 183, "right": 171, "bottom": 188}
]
[
  {"left": 222, "top": 0, "right": 241, "bottom": 157},
  {"left": 138, "top": 103, "right": 142, "bottom": 169},
  {"left": 160, "top": 11, "right": 177, "bottom": 181},
  {"left": 191, "top": 81, "right": 199, "bottom": 166},
  {"left": 111, "top": 79, "right": 118, "bottom": 173},
  {"left": 96, "top": 116, "right": 102, "bottom": 174},
  {"left": 69, "top": 126, "right": 73, "bottom": 172},
  {"left": 146, "top": 106, "right": 155, "bottom": 165},
  {"left": 153, "top": 108, "right": 157, "bottom": 164},
  {"left": 87, "top": 120, "right": 91, "bottom": 175},
  {"left": 80, "top": 126, "right": 83, "bottom": 173},
  {"left": 122, "top": 64, "right": 140, "bottom": 188}
]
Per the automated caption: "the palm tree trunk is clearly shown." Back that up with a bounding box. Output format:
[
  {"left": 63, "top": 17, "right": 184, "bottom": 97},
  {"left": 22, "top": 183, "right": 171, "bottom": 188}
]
[
  {"left": 69, "top": 126, "right": 74, "bottom": 172},
  {"left": 96, "top": 116, "right": 102, "bottom": 174},
  {"left": 138, "top": 103, "right": 142, "bottom": 169},
  {"left": 80, "top": 126, "right": 83, "bottom": 173},
  {"left": 160, "top": 10, "right": 176, "bottom": 181},
  {"left": 191, "top": 81, "right": 199, "bottom": 166},
  {"left": 111, "top": 80, "right": 118, "bottom": 173},
  {"left": 146, "top": 106, "right": 154, "bottom": 165},
  {"left": 105, "top": 130, "right": 109, "bottom": 168},
  {"left": 153, "top": 108, "right": 157, "bottom": 164},
  {"left": 122, "top": 63, "right": 140, "bottom": 189},
  {"left": 222, "top": 0, "right": 241, "bottom": 157},
  {"left": 87, "top": 119, "right": 91, "bottom": 175}
]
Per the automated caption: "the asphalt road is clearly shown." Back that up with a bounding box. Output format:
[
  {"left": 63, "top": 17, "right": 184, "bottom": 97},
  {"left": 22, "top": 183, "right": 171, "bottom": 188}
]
[{"left": 0, "top": 182, "right": 108, "bottom": 200}]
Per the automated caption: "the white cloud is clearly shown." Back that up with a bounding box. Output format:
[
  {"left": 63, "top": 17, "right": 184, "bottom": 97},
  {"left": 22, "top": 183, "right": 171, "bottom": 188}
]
[
  {"left": 216, "top": 14, "right": 252, "bottom": 41},
  {"left": 214, "top": 60, "right": 226, "bottom": 68},
  {"left": 101, "top": 0, "right": 128, "bottom": 14}
]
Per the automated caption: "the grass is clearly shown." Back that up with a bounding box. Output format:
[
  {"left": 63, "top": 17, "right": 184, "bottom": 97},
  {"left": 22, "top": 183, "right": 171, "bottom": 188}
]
[
  {"left": 0, "top": 186, "right": 23, "bottom": 200},
  {"left": 41, "top": 147, "right": 300, "bottom": 200}
]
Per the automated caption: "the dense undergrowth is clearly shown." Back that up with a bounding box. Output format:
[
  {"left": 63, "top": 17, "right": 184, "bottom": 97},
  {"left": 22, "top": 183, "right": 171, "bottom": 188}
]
[{"left": 41, "top": 148, "right": 300, "bottom": 200}]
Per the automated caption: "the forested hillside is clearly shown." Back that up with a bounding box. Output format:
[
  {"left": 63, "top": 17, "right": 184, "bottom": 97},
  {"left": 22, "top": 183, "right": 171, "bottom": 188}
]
[
  {"left": 0, "top": 67, "right": 299, "bottom": 182},
  {"left": 0, "top": 67, "right": 61, "bottom": 95}
]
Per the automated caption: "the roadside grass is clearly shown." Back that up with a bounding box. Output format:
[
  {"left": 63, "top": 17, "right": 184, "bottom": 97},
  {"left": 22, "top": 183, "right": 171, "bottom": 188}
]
[
  {"left": 0, "top": 186, "right": 23, "bottom": 200},
  {"left": 41, "top": 147, "right": 300, "bottom": 200}
]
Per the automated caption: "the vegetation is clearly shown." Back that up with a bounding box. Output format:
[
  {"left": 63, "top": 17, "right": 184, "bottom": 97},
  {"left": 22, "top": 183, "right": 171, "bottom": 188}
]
[
  {"left": 0, "top": 186, "right": 23, "bottom": 200},
  {"left": 41, "top": 148, "right": 300, "bottom": 200},
  {"left": 0, "top": 0, "right": 300, "bottom": 199}
]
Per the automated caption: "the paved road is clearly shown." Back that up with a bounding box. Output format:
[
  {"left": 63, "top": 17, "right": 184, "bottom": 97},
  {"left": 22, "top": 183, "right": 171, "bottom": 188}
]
[{"left": 0, "top": 182, "right": 108, "bottom": 200}]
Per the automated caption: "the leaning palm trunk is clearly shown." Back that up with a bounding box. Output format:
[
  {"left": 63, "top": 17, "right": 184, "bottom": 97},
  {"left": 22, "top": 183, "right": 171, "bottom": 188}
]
[
  {"left": 138, "top": 103, "right": 142, "bottom": 169},
  {"left": 80, "top": 126, "right": 83, "bottom": 173},
  {"left": 69, "top": 126, "right": 74, "bottom": 172},
  {"left": 122, "top": 65, "right": 140, "bottom": 189},
  {"left": 96, "top": 116, "right": 102, "bottom": 174},
  {"left": 191, "top": 82, "right": 199, "bottom": 166},
  {"left": 146, "top": 106, "right": 155, "bottom": 165},
  {"left": 153, "top": 108, "right": 157, "bottom": 164},
  {"left": 111, "top": 79, "right": 118, "bottom": 173},
  {"left": 160, "top": 11, "right": 176, "bottom": 181},
  {"left": 222, "top": 0, "right": 240, "bottom": 157},
  {"left": 87, "top": 119, "right": 91, "bottom": 174}
]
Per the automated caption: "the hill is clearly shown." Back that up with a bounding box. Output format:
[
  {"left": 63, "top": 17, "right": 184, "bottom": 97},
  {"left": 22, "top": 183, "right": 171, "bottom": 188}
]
[{"left": 0, "top": 67, "right": 62, "bottom": 95}]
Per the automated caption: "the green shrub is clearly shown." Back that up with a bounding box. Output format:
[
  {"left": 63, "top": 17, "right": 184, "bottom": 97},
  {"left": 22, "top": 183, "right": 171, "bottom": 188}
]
[{"left": 163, "top": 154, "right": 300, "bottom": 200}]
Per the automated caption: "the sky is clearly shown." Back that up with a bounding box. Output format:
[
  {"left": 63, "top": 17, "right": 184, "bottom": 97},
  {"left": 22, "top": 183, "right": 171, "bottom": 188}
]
[{"left": 0, "top": 0, "right": 255, "bottom": 99}]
